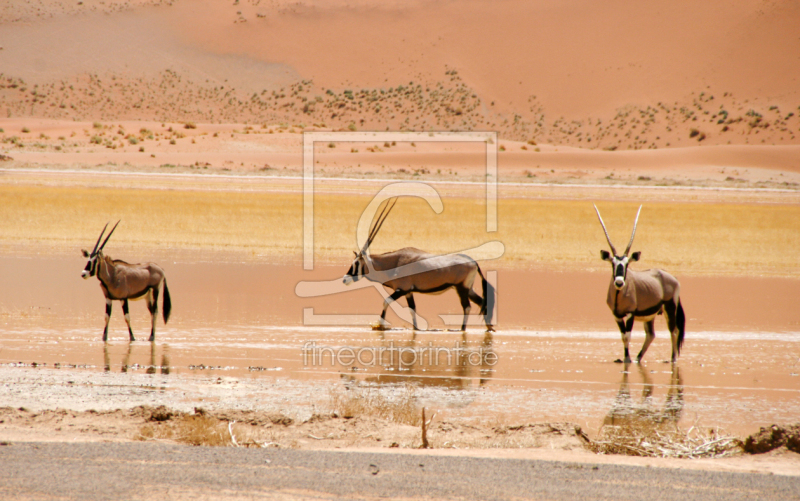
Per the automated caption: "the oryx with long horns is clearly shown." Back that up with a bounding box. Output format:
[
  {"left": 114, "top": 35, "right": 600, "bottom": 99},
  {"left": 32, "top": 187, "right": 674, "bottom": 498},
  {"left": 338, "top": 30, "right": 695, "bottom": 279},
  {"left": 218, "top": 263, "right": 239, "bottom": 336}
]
[
  {"left": 594, "top": 205, "right": 685, "bottom": 363},
  {"left": 81, "top": 221, "right": 172, "bottom": 342},
  {"left": 343, "top": 198, "right": 494, "bottom": 331}
]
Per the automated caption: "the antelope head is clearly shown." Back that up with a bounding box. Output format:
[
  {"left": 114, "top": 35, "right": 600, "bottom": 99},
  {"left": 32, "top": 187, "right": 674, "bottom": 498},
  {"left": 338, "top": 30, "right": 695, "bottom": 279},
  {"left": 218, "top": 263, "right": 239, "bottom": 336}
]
[
  {"left": 81, "top": 220, "right": 119, "bottom": 279},
  {"left": 343, "top": 198, "right": 397, "bottom": 285},
  {"left": 594, "top": 205, "right": 642, "bottom": 290}
]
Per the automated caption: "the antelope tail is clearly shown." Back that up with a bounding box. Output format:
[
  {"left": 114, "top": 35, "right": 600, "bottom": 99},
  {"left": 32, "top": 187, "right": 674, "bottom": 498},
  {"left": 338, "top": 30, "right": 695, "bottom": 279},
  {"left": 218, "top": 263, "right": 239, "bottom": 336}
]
[
  {"left": 162, "top": 278, "right": 172, "bottom": 324},
  {"left": 676, "top": 301, "right": 685, "bottom": 354},
  {"left": 477, "top": 265, "right": 495, "bottom": 326}
]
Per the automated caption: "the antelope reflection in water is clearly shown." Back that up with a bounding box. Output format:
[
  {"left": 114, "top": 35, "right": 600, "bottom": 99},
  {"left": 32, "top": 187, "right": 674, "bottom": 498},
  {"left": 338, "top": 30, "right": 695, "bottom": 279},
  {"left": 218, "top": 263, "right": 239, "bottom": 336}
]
[
  {"left": 602, "top": 363, "right": 684, "bottom": 431},
  {"left": 103, "top": 342, "right": 171, "bottom": 375},
  {"left": 339, "top": 332, "right": 496, "bottom": 391}
]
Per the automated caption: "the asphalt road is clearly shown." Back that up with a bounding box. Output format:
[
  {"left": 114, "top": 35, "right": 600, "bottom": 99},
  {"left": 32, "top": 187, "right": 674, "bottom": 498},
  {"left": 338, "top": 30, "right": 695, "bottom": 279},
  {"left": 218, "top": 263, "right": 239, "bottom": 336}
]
[{"left": 0, "top": 442, "right": 798, "bottom": 500}]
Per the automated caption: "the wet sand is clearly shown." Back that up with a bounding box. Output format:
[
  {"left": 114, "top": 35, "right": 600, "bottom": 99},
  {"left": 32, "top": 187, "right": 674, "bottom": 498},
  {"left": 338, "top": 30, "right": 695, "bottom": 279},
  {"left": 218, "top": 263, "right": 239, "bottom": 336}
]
[{"left": 1, "top": 256, "right": 799, "bottom": 438}]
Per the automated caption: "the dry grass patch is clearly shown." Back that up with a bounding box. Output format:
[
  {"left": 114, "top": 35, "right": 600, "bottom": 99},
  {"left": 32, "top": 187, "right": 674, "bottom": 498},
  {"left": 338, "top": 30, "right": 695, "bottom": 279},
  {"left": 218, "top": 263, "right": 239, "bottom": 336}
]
[
  {"left": 135, "top": 407, "right": 292, "bottom": 448},
  {"left": 587, "top": 421, "right": 741, "bottom": 459},
  {"left": 329, "top": 384, "right": 421, "bottom": 426},
  {"left": 0, "top": 183, "right": 798, "bottom": 275}
]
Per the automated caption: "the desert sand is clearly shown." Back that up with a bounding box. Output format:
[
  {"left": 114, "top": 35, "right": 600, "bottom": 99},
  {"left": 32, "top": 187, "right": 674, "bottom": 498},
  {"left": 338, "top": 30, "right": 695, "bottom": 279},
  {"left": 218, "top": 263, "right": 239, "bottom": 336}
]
[{"left": 1, "top": 0, "right": 799, "bottom": 481}]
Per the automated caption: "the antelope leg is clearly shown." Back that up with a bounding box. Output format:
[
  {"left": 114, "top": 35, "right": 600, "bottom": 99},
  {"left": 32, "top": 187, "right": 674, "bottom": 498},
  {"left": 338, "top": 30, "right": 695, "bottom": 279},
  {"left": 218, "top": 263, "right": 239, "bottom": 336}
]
[
  {"left": 103, "top": 299, "right": 112, "bottom": 342},
  {"left": 616, "top": 317, "right": 633, "bottom": 364},
  {"left": 637, "top": 319, "right": 656, "bottom": 363},
  {"left": 122, "top": 299, "right": 135, "bottom": 342}
]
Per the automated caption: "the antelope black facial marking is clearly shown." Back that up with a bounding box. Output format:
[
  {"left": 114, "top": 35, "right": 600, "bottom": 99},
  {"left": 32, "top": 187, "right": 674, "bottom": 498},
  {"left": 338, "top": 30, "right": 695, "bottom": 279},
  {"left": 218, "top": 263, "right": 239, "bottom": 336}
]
[
  {"left": 344, "top": 254, "right": 369, "bottom": 285},
  {"left": 611, "top": 255, "right": 629, "bottom": 289},
  {"left": 82, "top": 255, "right": 98, "bottom": 279}
]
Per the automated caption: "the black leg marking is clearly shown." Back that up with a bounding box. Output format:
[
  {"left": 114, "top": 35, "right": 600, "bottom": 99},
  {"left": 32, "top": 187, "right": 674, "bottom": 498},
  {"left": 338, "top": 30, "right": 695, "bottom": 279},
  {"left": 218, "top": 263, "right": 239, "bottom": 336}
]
[
  {"left": 149, "top": 287, "right": 158, "bottom": 342},
  {"left": 381, "top": 289, "right": 407, "bottom": 321},
  {"left": 637, "top": 319, "right": 656, "bottom": 363},
  {"left": 122, "top": 299, "right": 135, "bottom": 341},
  {"left": 103, "top": 300, "right": 112, "bottom": 342},
  {"left": 457, "top": 286, "right": 471, "bottom": 331},
  {"left": 468, "top": 289, "right": 483, "bottom": 307},
  {"left": 615, "top": 317, "right": 633, "bottom": 364},
  {"left": 406, "top": 294, "right": 419, "bottom": 330}
]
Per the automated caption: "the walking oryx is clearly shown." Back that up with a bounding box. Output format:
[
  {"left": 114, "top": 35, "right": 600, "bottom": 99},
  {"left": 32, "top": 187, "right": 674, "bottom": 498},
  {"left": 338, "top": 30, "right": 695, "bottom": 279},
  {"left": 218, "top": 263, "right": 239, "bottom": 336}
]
[
  {"left": 594, "top": 205, "right": 685, "bottom": 363},
  {"left": 81, "top": 221, "right": 172, "bottom": 342},
  {"left": 343, "top": 198, "right": 494, "bottom": 331}
]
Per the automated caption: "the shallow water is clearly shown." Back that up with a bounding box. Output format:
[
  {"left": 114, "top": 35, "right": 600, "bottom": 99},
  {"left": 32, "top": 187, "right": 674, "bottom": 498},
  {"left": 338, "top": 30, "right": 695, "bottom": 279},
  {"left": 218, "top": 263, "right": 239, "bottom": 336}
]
[
  {"left": 1, "top": 255, "right": 799, "bottom": 436},
  {"left": 1, "top": 324, "right": 798, "bottom": 436}
]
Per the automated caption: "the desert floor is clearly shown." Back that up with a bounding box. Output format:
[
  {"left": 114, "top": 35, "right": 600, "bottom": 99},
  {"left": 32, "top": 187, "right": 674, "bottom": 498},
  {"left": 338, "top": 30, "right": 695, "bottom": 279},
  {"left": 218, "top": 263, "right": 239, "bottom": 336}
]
[{"left": 0, "top": 161, "right": 799, "bottom": 477}]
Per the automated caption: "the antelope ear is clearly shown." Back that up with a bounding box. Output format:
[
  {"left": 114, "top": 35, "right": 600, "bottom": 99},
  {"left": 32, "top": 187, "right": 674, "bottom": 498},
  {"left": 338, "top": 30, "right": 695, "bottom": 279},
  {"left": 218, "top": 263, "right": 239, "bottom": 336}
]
[
  {"left": 630, "top": 251, "right": 641, "bottom": 261},
  {"left": 600, "top": 250, "right": 611, "bottom": 261},
  {"left": 82, "top": 249, "right": 90, "bottom": 258},
  {"left": 353, "top": 251, "right": 357, "bottom": 257}
]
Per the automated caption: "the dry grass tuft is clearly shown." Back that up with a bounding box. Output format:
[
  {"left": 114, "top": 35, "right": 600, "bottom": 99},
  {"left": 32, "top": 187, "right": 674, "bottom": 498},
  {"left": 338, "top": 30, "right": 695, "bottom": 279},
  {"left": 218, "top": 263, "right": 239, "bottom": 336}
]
[
  {"left": 329, "top": 385, "right": 421, "bottom": 426},
  {"left": 137, "top": 413, "right": 233, "bottom": 446},
  {"left": 587, "top": 421, "right": 740, "bottom": 458}
]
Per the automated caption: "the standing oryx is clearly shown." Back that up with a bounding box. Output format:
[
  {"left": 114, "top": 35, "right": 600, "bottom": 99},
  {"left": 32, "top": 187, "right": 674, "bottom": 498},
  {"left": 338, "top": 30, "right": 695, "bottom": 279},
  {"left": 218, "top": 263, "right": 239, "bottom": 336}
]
[
  {"left": 594, "top": 205, "right": 685, "bottom": 363},
  {"left": 82, "top": 221, "right": 172, "bottom": 342},
  {"left": 343, "top": 198, "right": 494, "bottom": 331}
]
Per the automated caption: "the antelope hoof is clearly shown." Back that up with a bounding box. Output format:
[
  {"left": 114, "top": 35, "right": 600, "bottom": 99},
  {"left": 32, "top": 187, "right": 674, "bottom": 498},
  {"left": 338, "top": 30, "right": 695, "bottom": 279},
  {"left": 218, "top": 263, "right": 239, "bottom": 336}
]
[
  {"left": 371, "top": 319, "right": 390, "bottom": 331},
  {"left": 486, "top": 325, "right": 495, "bottom": 333}
]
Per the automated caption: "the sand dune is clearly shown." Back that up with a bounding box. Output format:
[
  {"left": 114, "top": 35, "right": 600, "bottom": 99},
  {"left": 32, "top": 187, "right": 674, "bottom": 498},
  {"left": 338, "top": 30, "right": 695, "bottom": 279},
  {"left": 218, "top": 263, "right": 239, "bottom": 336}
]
[{"left": 1, "top": 0, "right": 799, "bottom": 151}]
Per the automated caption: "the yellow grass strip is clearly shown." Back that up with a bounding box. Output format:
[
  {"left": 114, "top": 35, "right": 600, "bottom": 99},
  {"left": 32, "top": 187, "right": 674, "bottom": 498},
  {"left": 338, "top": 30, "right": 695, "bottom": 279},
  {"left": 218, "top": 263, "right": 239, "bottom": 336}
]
[{"left": 0, "top": 184, "right": 798, "bottom": 276}]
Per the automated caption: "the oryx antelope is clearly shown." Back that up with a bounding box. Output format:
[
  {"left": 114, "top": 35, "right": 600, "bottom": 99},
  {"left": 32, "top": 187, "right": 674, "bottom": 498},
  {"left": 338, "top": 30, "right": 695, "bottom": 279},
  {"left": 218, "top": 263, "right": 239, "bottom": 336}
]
[
  {"left": 82, "top": 221, "right": 172, "bottom": 342},
  {"left": 343, "top": 198, "right": 494, "bottom": 331},
  {"left": 594, "top": 205, "right": 685, "bottom": 363}
]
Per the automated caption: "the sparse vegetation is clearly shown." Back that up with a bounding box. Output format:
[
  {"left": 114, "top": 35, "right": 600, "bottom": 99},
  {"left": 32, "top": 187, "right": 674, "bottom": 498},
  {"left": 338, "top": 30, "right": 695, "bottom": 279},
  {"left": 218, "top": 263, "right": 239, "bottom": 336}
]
[
  {"left": 329, "top": 385, "right": 421, "bottom": 426},
  {"left": 587, "top": 421, "right": 740, "bottom": 458}
]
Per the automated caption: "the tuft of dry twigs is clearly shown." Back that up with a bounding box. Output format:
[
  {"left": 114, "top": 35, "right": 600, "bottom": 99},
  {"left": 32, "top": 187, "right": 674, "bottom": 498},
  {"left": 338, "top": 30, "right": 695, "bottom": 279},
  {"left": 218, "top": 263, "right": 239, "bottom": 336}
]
[{"left": 587, "top": 421, "right": 741, "bottom": 459}]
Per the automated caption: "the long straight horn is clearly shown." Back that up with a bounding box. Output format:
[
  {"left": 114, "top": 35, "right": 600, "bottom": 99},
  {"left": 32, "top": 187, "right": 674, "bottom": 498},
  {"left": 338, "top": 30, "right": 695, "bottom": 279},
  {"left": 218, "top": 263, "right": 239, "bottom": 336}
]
[
  {"left": 623, "top": 205, "right": 642, "bottom": 256},
  {"left": 365, "top": 197, "right": 397, "bottom": 250},
  {"left": 99, "top": 220, "right": 120, "bottom": 251},
  {"left": 91, "top": 222, "right": 110, "bottom": 256},
  {"left": 593, "top": 204, "right": 617, "bottom": 256}
]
